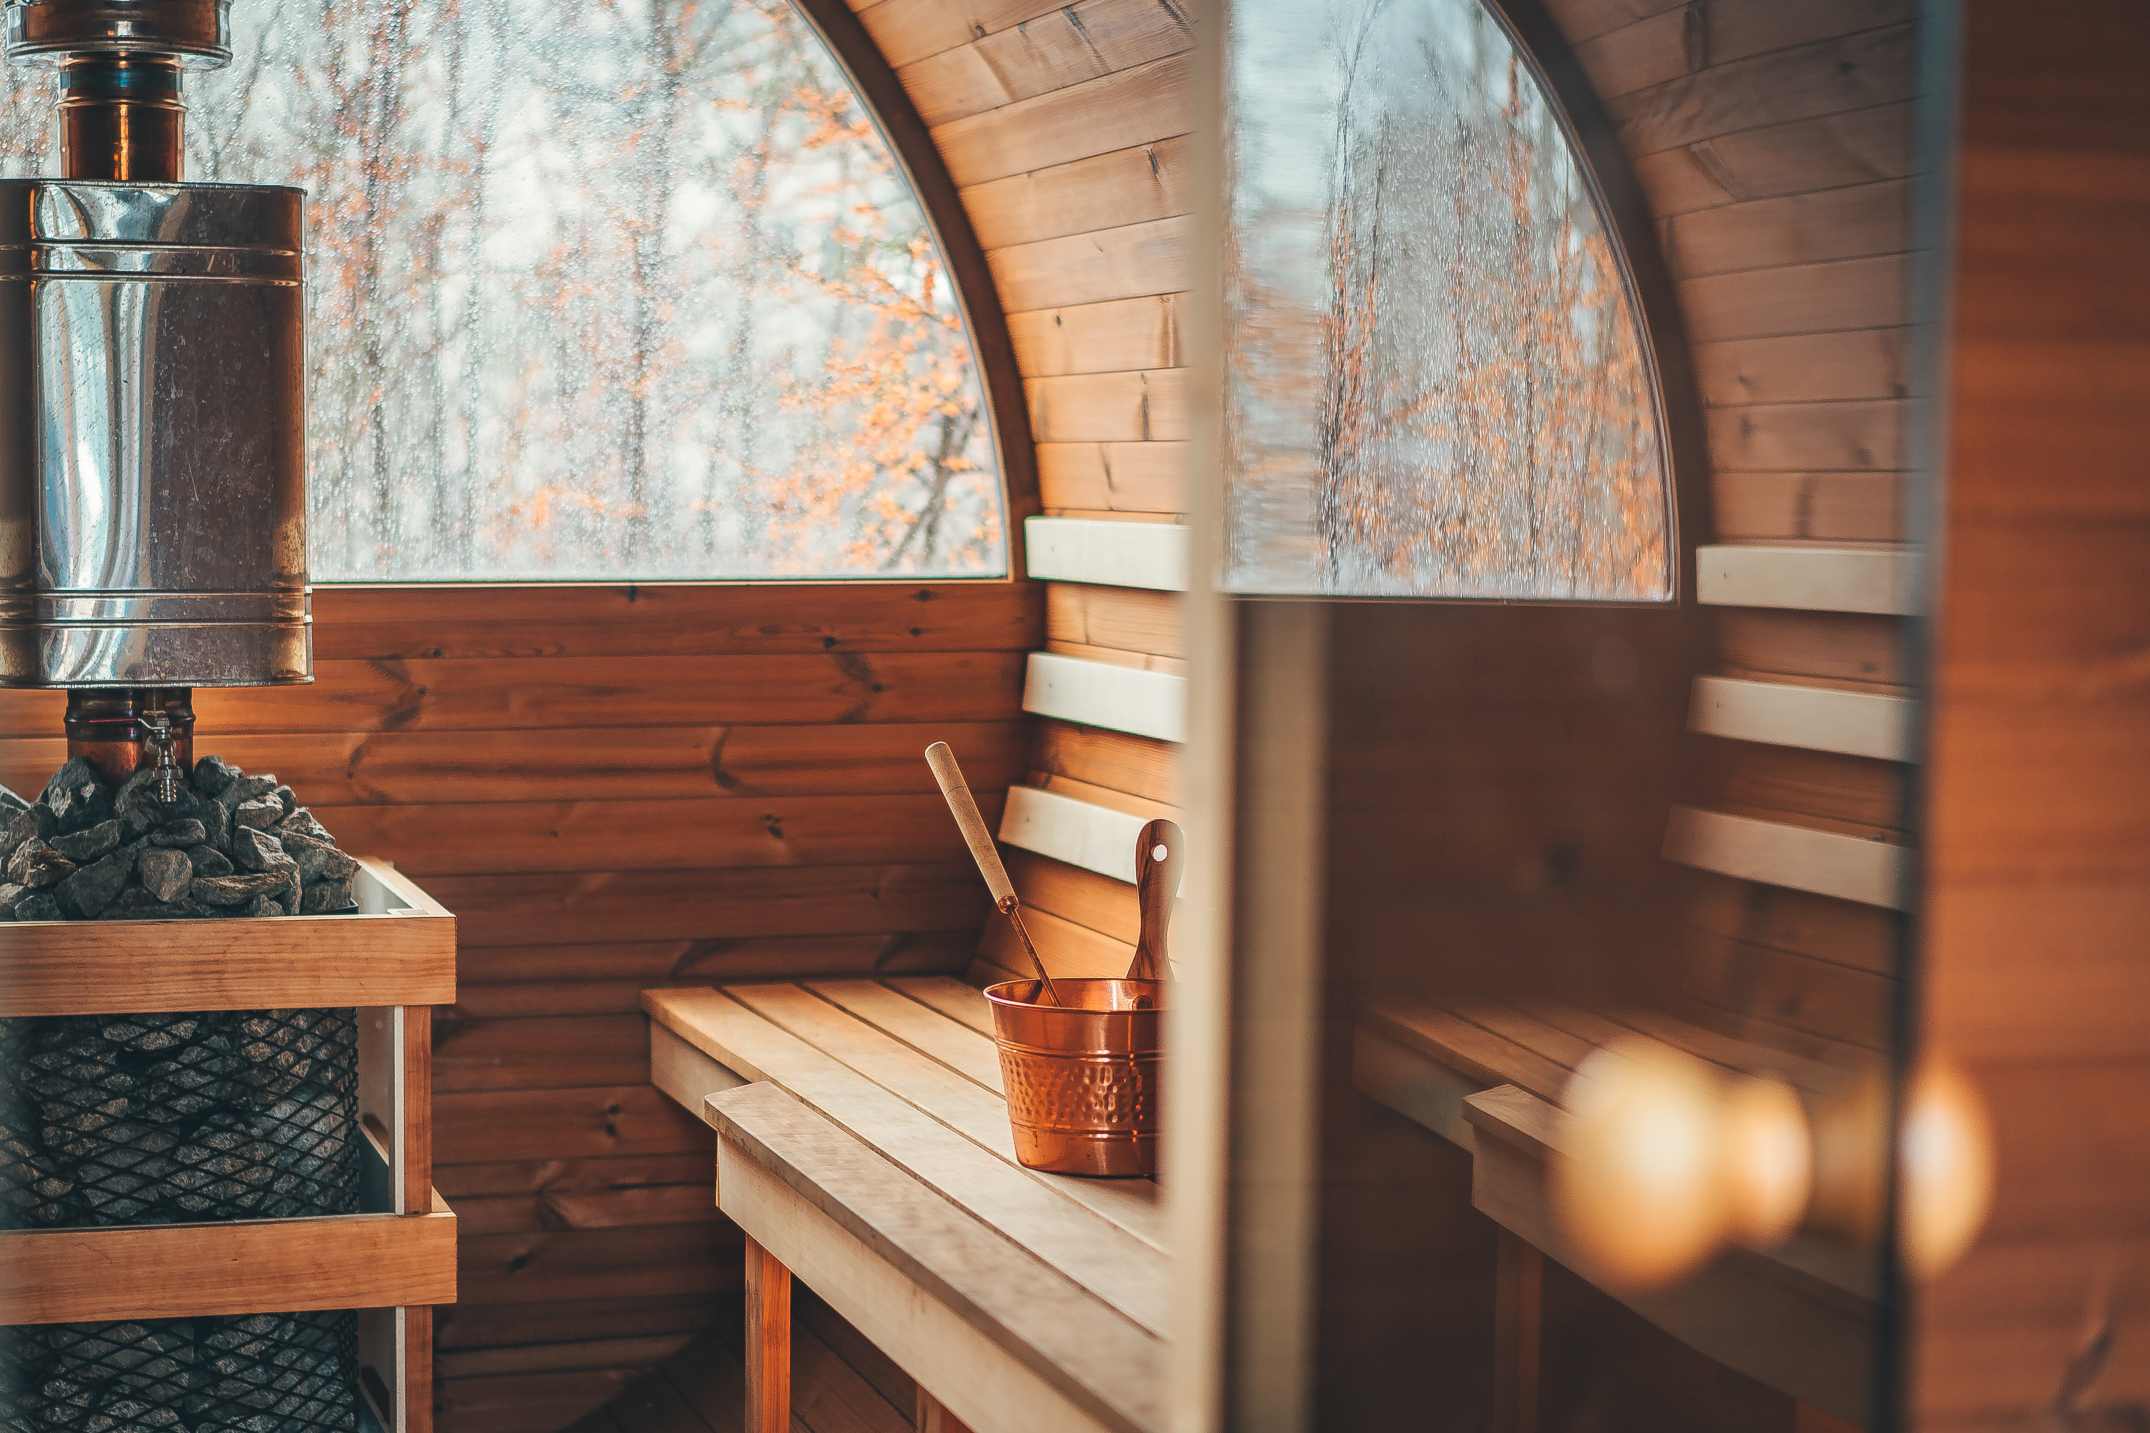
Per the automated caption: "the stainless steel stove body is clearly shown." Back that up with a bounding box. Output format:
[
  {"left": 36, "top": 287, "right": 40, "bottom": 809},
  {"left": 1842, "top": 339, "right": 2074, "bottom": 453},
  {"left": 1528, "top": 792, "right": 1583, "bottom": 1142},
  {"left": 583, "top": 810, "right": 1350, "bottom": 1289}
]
[{"left": 0, "top": 0, "right": 310, "bottom": 779}]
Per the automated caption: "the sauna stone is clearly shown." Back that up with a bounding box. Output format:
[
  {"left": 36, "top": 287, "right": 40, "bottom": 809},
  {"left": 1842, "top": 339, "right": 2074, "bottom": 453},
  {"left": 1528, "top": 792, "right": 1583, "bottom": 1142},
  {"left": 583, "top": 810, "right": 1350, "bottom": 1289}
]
[
  {"left": 138, "top": 848, "right": 192, "bottom": 904},
  {"left": 0, "top": 758, "right": 359, "bottom": 921},
  {"left": 49, "top": 818, "right": 120, "bottom": 863}
]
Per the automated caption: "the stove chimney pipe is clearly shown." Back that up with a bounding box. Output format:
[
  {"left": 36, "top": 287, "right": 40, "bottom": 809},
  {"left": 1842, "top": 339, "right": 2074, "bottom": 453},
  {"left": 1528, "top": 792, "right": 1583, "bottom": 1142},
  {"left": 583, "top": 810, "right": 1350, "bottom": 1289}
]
[{"left": 0, "top": 0, "right": 311, "bottom": 782}]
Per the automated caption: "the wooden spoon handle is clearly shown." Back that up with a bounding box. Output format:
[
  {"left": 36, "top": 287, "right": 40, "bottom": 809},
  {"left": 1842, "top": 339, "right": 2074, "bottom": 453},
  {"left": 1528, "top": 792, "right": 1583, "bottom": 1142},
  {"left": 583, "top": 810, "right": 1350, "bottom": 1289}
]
[
  {"left": 925, "top": 742, "right": 1060, "bottom": 1005},
  {"left": 926, "top": 740, "right": 1016, "bottom": 908},
  {"left": 1128, "top": 817, "right": 1185, "bottom": 981}
]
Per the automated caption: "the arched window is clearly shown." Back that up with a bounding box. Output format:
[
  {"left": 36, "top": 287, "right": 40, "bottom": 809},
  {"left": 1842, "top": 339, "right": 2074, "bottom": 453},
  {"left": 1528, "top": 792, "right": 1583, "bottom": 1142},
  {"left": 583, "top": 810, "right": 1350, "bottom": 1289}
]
[
  {"left": 1222, "top": 0, "right": 1676, "bottom": 601},
  {"left": 0, "top": 0, "right": 1011, "bottom": 582}
]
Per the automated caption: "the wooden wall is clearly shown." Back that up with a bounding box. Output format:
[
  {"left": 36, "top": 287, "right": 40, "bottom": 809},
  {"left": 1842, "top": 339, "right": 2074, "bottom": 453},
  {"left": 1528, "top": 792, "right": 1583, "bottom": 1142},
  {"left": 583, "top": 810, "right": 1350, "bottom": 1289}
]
[
  {"left": 0, "top": 582, "right": 1037, "bottom": 1433},
  {"left": 0, "top": 0, "right": 1939, "bottom": 1424},
  {"left": 938, "top": 0, "right": 1924, "bottom": 1050},
  {"left": 857, "top": 0, "right": 1197, "bottom": 983},
  {"left": 1549, "top": 0, "right": 1922, "bottom": 1067},
  {"left": 1914, "top": 1, "right": 2150, "bottom": 1423}
]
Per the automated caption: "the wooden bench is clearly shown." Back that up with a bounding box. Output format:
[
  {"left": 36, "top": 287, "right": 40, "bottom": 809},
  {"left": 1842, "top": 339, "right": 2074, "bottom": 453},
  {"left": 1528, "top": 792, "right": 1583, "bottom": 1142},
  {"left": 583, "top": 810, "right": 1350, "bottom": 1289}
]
[
  {"left": 642, "top": 977, "right": 1168, "bottom": 1433},
  {"left": 1356, "top": 999, "right": 1877, "bottom": 1428}
]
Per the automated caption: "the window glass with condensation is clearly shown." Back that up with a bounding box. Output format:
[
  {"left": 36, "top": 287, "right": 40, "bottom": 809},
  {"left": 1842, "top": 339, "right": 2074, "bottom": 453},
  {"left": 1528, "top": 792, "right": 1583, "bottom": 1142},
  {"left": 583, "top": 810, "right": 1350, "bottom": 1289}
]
[
  {"left": 1222, "top": 0, "right": 1673, "bottom": 600},
  {"left": 0, "top": 0, "right": 1010, "bottom": 582}
]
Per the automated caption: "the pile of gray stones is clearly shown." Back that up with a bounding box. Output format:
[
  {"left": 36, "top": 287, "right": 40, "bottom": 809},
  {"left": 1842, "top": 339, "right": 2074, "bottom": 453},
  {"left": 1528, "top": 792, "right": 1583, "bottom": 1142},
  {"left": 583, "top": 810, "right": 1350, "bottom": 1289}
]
[{"left": 0, "top": 756, "right": 360, "bottom": 921}]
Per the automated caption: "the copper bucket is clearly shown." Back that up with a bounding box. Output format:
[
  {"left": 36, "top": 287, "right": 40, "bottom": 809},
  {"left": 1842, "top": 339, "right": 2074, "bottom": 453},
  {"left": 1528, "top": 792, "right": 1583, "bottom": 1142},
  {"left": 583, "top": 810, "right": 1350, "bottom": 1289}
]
[{"left": 984, "top": 978, "right": 1164, "bottom": 1178}]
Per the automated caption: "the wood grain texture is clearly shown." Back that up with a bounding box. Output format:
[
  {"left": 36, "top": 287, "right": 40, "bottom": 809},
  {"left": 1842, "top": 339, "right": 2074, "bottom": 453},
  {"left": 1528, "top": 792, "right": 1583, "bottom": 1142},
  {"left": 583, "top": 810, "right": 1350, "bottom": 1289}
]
[
  {"left": 0, "top": 721, "right": 1029, "bottom": 812},
  {"left": 931, "top": 52, "right": 1190, "bottom": 187},
  {"left": 431, "top": 864, "right": 986, "bottom": 948},
  {"left": 1689, "top": 675, "right": 1913, "bottom": 761},
  {"left": 320, "top": 794, "right": 998, "bottom": 877},
  {"left": 1043, "top": 585, "right": 1186, "bottom": 658},
  {"left": 1023, "top": 517, "right": 1189, "bottom": 590},
  {"left": 1665, "top": 805, "right": 1907, "bottom": 909},
  {"left": 711, "top": 1085, "right": 1162, "bottom": 1433},
  {"left": 1008, "top": 291, "right": 1185, "bottom": 373},
  {"left": 894, "top": 0, "right": 1190, "bottom": 128},
  {"left": 1023, "top": 651, "right": 1187, "bottom": 741},
  {"left": 0, "top": 1197, "right": 458, "bottom": 1324},
  {"left": 1025, "top": 368, "right": 1189, "bottom": 442},
  {"left": 961, "top": 137, "right": 1192, "bottom": 251},
  {"left": 1634, "top": 101, "right": 1916, "bottom": 216},
  {"left": 1608, "top": 25, "right": 1916, "bottom": 155},
  {"left": 0, "top": 653, "right": 1030, "bottom": 737},
  {"left": 309, "top": 582, "right": 1041, "bottom": 660},
  {"left": 1913, "top": 1, "right": 2150, "bottom": 1420},
  {"left": 998, "top": 244, "right": 1189, "bottom": 345},
  {"left": 1035, "top": 441, "right": 1185, "bottom": 514},
  {"left": 210, "top": 585, "right": 1026, "bottom": 1433},
  {"left": 745, "top": 1236, "right": 793, "bottom": 1433},
  {"left": 0, "top": 858, "right": 455, "bottom": 1016},
  {"left": 645, "top": 986, "right": 1168, "bottom": 1286},
  {"left": 1697, "top": 543, "right": 1919, "bottom": 615}
]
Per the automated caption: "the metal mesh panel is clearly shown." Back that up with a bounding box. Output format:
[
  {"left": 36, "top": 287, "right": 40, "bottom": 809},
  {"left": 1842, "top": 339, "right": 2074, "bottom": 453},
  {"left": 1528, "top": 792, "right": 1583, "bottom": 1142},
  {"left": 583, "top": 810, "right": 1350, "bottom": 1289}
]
[
  {"left": 0, "top": 1008, "right": 361, "bottom": 1230},
  {"left": 0, "top": 1310, "right": 359, "bottom": 1432}
]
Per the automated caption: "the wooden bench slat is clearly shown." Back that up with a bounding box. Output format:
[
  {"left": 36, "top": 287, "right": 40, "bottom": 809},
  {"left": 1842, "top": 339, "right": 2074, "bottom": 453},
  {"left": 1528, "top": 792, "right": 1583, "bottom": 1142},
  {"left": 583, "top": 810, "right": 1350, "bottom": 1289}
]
[
  {"left": 1612, "top": 1008, "right": 1855, "bottom": 1094},
  {"left": 644, "top": 988, "right": 1168, "bottom": 1326},
  {"left": 1452, "top": 1004, "right": 1597, "bottom": 1073},
  {"left": 1365, "top": 1002, "right": 1573, "bottom": 1105},
  {"left": 885, "top": 976, "right": 1006, "bottom": 1037},
  {"left": 727, "top": 983, "right": 1166, "bottom": 1254},
  {"left": 709, "top": 1083, "right": 1163, "bottom": 1433},
  {"left": 805, "top": 979, "right": 1008, "bottom": 1094},
  {"left": 1527, "top": 1006, "right": 1732, "bottom": 1079}
]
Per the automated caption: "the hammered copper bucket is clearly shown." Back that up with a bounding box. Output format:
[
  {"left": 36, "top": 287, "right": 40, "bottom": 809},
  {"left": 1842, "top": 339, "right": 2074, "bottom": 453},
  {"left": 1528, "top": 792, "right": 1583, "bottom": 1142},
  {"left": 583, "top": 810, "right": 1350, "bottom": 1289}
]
[{"left": 984, "top": 977, "right": 1165, "bottom": 1177}]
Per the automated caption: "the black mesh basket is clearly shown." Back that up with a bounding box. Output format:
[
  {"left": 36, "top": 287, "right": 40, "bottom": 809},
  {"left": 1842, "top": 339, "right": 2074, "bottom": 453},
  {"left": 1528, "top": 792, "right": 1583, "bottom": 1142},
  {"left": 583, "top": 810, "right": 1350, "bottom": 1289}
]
[
  {"left": 0, "top": 1309, "right": 360, "bottom": 1432},
  {"left": 0, "top": 1008, "right": 362, "bottom": 1230},
  {"left": 0, "top": 1009, "right": 365, "bottom": 1430}
]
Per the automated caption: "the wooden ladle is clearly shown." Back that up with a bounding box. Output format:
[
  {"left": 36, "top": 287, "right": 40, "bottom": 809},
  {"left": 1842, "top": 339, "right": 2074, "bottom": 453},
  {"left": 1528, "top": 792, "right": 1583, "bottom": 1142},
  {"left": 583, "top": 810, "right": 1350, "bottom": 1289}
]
[
  {"left": 925, "top": 741, "right": 1062, "bottom": 1006},
  {"left": 1126, "top": 818, "right": 1185, "bottom": 982}
]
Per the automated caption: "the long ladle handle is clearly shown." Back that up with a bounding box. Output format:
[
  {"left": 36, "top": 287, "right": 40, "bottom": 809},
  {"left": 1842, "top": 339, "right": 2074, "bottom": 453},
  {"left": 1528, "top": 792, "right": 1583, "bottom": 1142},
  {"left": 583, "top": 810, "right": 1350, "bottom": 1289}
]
[
  {"left": 925, "top": 742, "right": 1061, "bottom": 1006},
  {"left": 1127, "top": 817, "right": 1185, "bottom": 981}
]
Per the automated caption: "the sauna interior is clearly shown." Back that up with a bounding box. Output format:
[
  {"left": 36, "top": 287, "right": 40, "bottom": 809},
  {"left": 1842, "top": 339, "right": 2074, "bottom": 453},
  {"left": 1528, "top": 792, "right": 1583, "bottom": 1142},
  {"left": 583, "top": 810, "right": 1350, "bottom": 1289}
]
[{"left": 0, "top": 0, "right": 2144, "bottom": 1430}]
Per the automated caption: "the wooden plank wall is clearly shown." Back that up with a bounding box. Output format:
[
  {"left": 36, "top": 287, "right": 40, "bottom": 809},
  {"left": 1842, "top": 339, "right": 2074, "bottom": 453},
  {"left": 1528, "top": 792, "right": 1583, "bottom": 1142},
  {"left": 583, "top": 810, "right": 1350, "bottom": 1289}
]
[
  {"left": 852, "top": 0, "right": 1198, "bottom": 982},
  {"left": 931, "top": 0, "right": 1922, "bottom": 1037},
  {"left": 1555, "top": 0, "right": 1923, "bottom": 1066},
  {"left": 0, "top": 582, "right": 1038, "bottom": 1433},
  {"left": 0, "top": 0, "right": 1931, "bottom": 1423},
  {"left": 1914, "top": 2, "right": 2150, "bottom": 1423}
]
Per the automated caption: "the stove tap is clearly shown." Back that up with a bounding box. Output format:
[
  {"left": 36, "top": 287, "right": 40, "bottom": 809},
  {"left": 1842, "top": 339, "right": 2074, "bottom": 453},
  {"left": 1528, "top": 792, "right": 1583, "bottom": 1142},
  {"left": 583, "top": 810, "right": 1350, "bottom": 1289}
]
[{"left": 138, "top": 711, "right": 182, "bottom": 806}]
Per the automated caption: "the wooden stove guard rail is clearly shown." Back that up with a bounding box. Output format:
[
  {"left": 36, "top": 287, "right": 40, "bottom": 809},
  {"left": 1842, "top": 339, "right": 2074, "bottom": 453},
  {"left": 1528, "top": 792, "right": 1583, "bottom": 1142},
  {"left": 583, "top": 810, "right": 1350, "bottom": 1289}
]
[
  {"left": 642, "top": 978, "right": 1167, "bottom": 1433},
  {"left": 0, "top": 857, "right": 459, "bottom": 1433}
]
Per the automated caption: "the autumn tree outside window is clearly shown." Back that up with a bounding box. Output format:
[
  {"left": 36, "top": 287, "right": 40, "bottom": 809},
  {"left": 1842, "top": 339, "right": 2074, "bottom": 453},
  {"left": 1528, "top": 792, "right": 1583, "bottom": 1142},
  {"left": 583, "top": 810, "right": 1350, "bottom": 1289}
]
[
  {"left": 0, "top": 0, "right": 1011, "bottom": 582},
  {"left": 1223, "top": 0, "right": 1676, "bottom": 601}
]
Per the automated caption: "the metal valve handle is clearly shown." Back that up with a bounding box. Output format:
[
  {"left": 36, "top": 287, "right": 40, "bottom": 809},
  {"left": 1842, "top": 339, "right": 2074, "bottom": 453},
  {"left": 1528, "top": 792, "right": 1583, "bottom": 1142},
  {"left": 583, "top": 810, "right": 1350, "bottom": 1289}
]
[{"left": 137, "top": 710, "right": 181, "bottom": 805}]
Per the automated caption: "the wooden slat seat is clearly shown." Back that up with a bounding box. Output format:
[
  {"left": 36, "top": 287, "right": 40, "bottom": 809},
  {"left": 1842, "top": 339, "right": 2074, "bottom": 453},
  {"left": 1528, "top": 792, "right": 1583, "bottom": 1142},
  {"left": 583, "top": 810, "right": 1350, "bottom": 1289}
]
[
  {"left": 643, "top": 978, "right": 1167, "bottom": 1433},
  {"left": 1356, "top": 997, "right": 1879, "bottom": 1424}
]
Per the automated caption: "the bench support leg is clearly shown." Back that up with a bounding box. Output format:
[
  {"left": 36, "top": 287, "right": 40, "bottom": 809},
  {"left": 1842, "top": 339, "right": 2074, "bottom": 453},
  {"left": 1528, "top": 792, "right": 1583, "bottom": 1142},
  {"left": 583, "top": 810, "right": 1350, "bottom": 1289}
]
[
  {"left": 745, "top": 1235, "right": 792, "bottom": 1433},
  {"left": 916, "top": 1388, "right": 976, "bottom": 1433},
  {"left": 1493, "top": 1229, "right": 1542, "bottom": 1433}
]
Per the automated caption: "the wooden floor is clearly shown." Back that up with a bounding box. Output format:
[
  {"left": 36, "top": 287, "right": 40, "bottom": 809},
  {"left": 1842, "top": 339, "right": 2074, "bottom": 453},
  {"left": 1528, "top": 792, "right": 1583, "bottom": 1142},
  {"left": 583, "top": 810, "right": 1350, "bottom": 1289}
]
[{"left": 563, "top": 1293, "right": 916, "bottom": 1433}]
